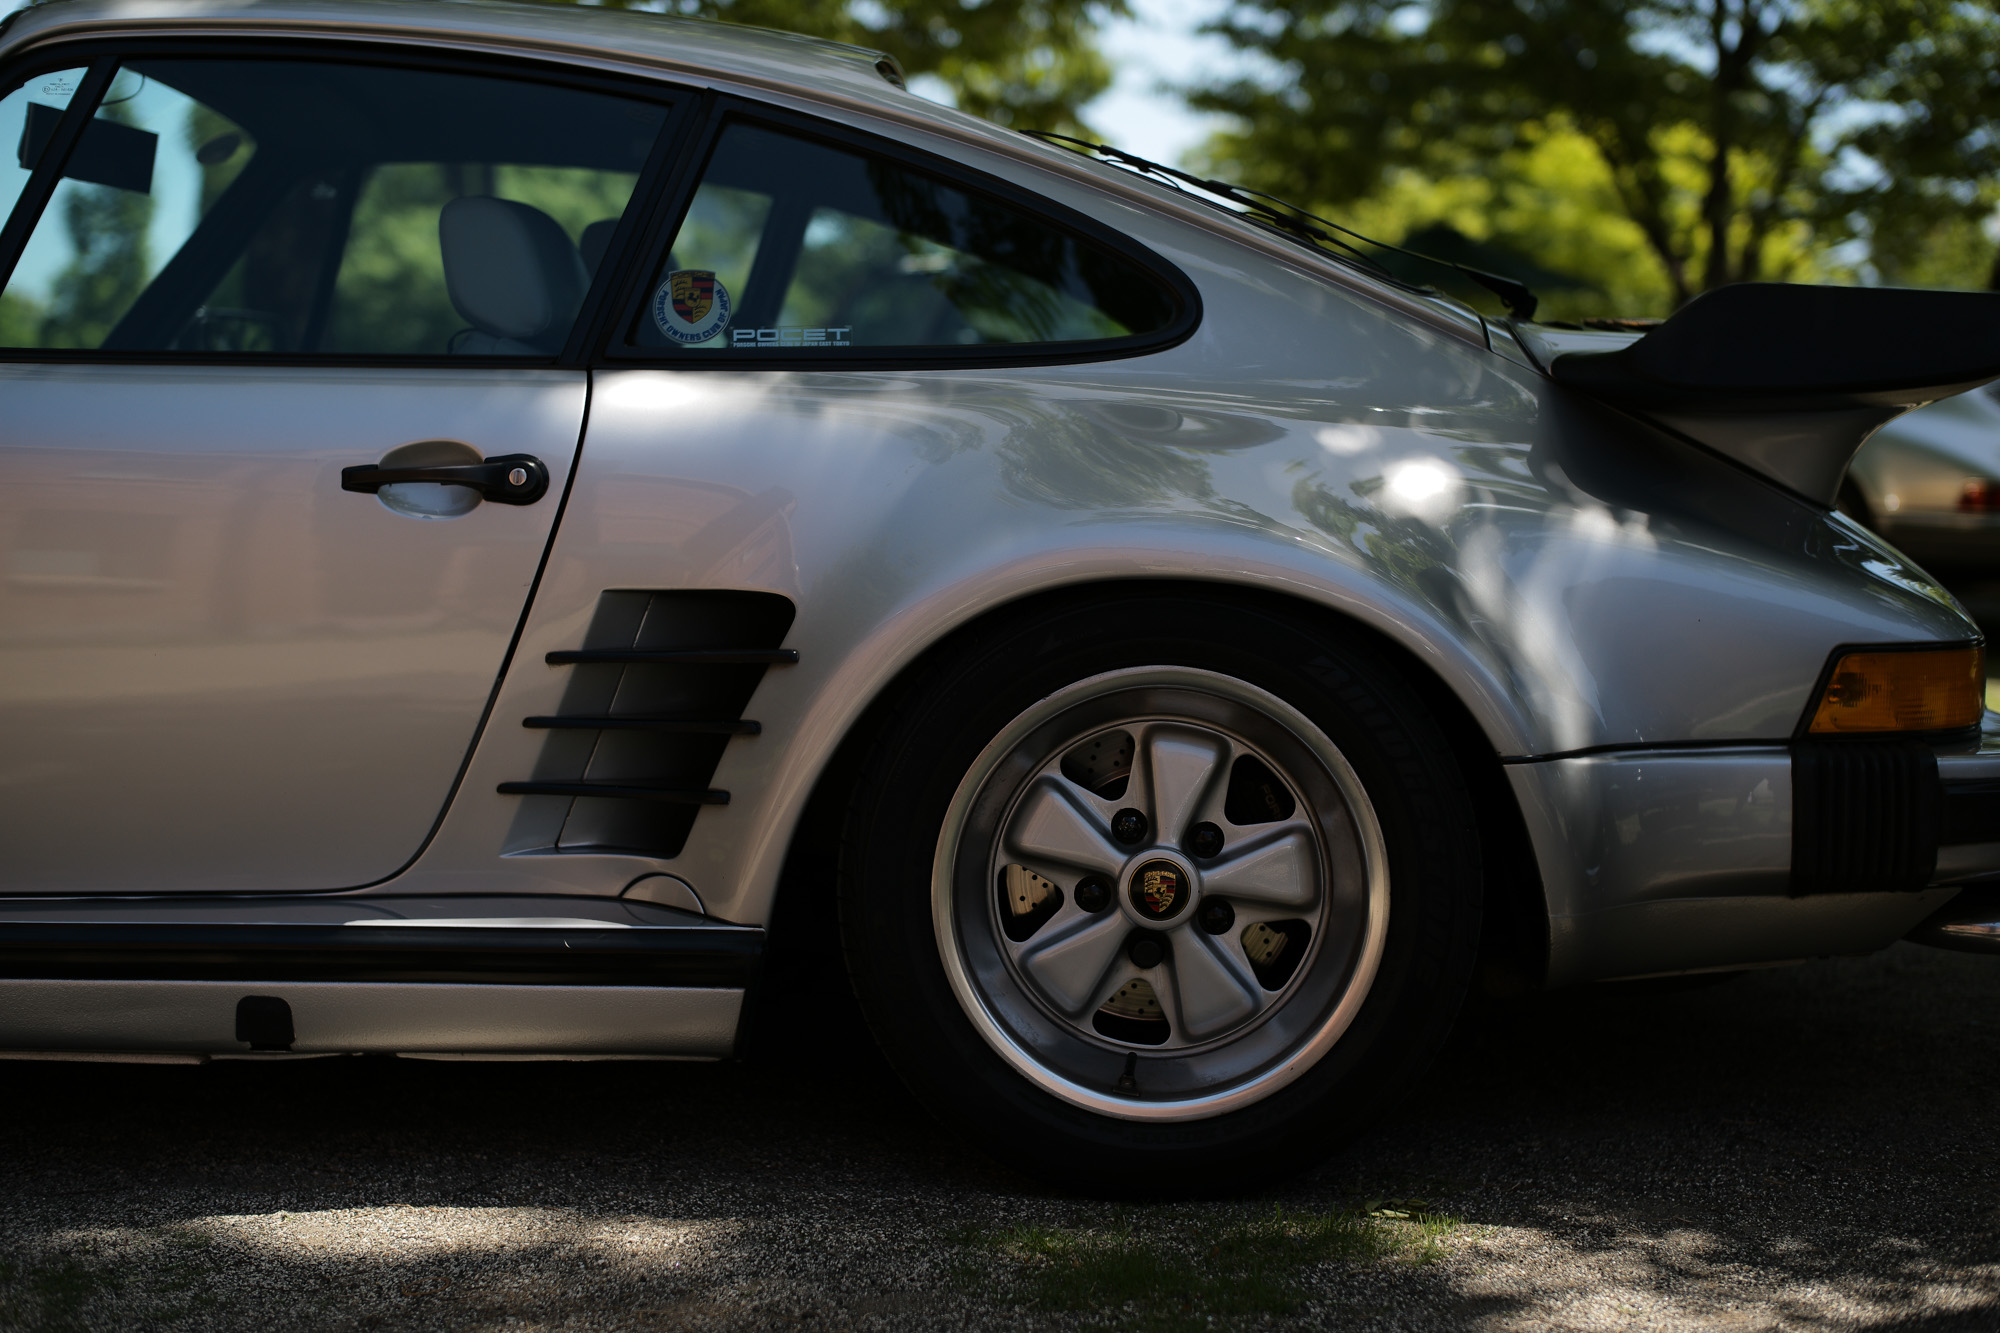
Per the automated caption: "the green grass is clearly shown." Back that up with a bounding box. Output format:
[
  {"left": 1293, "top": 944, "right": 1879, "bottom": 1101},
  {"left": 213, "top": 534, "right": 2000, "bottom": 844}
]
[
  {"left": 0, "top": 1253, "right": 116, "bottom": 1333},
  {"left": 959, "top": 1202, "right": 1460, "bottom": 1330},
  {"left": 0, "top": 1227, "right": 222, "bottom": 1331}
]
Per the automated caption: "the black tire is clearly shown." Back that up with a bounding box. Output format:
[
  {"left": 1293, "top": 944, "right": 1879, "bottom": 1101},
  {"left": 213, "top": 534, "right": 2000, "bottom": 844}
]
[{"left": 838, "top": 587, "right": 1483, "bottom": 1192}]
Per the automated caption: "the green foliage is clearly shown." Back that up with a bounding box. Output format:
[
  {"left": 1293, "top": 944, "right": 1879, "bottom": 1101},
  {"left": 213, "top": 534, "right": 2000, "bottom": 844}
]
[
  {"left": 322, "top": 163, "right": 639, "bottom": 354},
  {"left": 518, "top": 0, "right": 1125, "bottom": 131},
  {"left": 320, "top": 163, "right": 461, "bottom": 354},
  {"left": 35, "top": 178, "right": 152, "bottom": 347},
  {"left": 960, "top": 1203, "right": 1458, "bottom": 1331},
  {"left": 1191, "top": 0, "right": 2000, "bottom": 317},
  {"left": 497, "top": 164, "right": 637, "bottom": 242},
  {"left": 0, "top": 1253, "right": 115, "bottom": 1333},
  {"left": 0, "top": 288, "right": 43, "bottom": 345}
]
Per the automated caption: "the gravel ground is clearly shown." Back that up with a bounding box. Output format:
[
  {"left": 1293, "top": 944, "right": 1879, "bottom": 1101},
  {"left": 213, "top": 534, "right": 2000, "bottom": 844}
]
[{"left": 3, "top": 941, "right": 1998, "bottom": 1332}]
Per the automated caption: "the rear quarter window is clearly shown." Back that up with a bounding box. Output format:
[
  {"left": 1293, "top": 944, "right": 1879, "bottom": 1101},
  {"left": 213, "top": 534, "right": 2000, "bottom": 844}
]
[{"left": 623, "top": 116, "right": 1192, "bottom": 362}]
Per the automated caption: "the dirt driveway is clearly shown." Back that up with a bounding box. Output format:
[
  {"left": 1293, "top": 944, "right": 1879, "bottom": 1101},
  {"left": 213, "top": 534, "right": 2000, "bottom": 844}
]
[{"left": 3, "top": 942, "right": 1997, "bottom": 1332}]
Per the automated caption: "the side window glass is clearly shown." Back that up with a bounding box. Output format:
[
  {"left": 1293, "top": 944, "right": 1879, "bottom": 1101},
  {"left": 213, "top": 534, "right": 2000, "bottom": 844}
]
[
  {"left": 321, "top": 161, "right": 646, "bottom": 354},
  {"left": 633, "top": 122, "right": 1179, "bottom": 354},
  {"left": 2, "top": 68, "right": 251, "bottom": 350},
  {"left": 0, "top": 58, "right": 669, "bottom": 356},
  {"left": 0, "top": 65, "right": 90, "bottom": 343}
]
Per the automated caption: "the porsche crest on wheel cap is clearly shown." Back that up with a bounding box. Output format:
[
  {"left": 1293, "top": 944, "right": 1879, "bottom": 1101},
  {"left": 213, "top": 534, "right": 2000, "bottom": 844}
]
[{"left": 1129, "top": 859, "right": 1189, "bottom": 920}]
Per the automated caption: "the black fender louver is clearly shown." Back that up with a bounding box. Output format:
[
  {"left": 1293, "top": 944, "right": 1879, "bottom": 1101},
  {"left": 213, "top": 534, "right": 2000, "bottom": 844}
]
[
  {"left": 499, "top": 590, "right": 797, "bottom": 860},
  {"left": 1550, "top": 283, "right": 2000, "bottom": 507}
]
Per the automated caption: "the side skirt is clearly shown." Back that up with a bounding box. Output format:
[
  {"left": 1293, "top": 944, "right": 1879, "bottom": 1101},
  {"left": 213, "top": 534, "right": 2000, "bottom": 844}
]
[
  {"left": 0, "top": 979, "right": 742, "bottom": 1057},
  {"left": 0, "top": 921, "right": 758, "bottom": 1057}
]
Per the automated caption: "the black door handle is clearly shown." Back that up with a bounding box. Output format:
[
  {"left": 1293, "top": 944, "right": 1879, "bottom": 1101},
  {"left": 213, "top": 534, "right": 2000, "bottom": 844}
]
[{"left": 341, "top": 453, "right": 549, "bottom": 505}]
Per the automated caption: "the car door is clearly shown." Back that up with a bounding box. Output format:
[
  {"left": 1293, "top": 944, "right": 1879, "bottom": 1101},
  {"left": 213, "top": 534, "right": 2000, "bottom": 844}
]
[{"left": 0, "top": 47, "right": 678, "bottom": 893}]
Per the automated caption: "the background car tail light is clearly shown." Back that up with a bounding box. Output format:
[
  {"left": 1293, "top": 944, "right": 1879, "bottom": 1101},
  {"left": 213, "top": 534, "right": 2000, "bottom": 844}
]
[
  {"left": 1960, "top": 479, "right": 2000, "bottom": 510},
  {"left": 1807, "top": 646, "right": 1985, "bottom": 733}
]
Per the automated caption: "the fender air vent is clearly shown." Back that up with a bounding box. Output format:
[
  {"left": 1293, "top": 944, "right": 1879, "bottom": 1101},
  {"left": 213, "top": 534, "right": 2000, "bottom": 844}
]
[{"left": 499, "top": 590, "right": 796, "bottom": 858}]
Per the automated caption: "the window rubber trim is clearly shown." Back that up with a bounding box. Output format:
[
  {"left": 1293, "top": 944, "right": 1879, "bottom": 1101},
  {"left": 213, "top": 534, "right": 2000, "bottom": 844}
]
[
  {"left": 0, "top": 36, "right": 701, "bottom": 370},
  {"left": 595, "top": 92, "right": 1204, "bottom": 372}
]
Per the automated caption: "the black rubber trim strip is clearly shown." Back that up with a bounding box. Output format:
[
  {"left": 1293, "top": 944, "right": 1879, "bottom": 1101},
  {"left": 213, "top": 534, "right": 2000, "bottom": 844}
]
[
  {"left": 496, "top": 780, "right": 729, "bottom": 805},
  {"left": 544, "top": 648, "right": 798, "bottom": 666},
  {"left": 523, "top": 716, "right": 761, "bottom": 734},
  {"left": 1943, "top": 779, "right": 2000, "bottom": 845},
  {"left": 1791, "top": 741, "right": 1940, "bottom": 894},
  {"left": 0, "top": 923, "right": 759, "bottom": 986}
]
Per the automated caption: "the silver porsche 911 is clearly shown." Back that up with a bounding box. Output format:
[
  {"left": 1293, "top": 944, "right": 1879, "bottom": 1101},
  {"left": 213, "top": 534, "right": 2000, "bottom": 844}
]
[{"left": 4, "top": 0, "right": 1999, "bottom": 1190}]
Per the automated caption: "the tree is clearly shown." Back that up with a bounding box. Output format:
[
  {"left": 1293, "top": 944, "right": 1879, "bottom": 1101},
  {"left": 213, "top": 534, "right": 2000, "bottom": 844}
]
[
  {"left": 545, "top": 0, "right": 1127, "bottom": 131},
  {"left": 1189, "top": 0, "right": 2000, "bottom": 316}
]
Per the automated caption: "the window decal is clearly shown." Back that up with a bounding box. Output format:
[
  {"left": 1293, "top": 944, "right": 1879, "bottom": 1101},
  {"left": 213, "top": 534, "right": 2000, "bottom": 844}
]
[
  {"left": 731, "top": 326, "right": 852, "bottom": 348},
  {"left": 651, "top": 269, "right": 732, "bottom": 344}
]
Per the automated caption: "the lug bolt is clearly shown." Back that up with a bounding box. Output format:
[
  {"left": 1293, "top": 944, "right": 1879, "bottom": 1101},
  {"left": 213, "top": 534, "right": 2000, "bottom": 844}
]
[
  {"left": 1128, "top": 934, "right": 1165, "bottom": 969},
  {"left": 1198, "top": 899, "right": 1235, "bottom": 935},
  {"left": 1073, "top": 875, "right": 1113, "bottom": 913},
  {"left": 1111, "top": 808, "right": 1149, "bottom": 845},
  {"left": 1186, "top": 822, "right": 1224, "bottom": 859}
]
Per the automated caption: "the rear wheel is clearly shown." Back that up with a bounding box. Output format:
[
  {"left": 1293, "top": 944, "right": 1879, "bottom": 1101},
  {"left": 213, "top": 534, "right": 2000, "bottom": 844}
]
[{"left": 839, "top": 591, "right": 1483, "bottom": 1190}]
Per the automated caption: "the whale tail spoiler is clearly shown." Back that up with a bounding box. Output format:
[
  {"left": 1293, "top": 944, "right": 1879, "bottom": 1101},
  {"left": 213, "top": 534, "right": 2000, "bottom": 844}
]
[{"left": 1551, "top": 283, "right": 2000, "bottom": 507}]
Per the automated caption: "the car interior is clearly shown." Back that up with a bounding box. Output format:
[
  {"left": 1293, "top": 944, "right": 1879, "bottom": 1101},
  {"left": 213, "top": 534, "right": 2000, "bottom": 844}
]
[
  {"left": 1, "top": 56, "right": 665, "bottom": 355},
  {"left": 0, "top": 54, "right": 1179, "bottom": 357}
]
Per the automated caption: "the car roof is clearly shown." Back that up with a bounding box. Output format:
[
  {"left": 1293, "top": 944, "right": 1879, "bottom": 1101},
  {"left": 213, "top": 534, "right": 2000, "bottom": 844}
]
[{"left": 1, "top": 0, "right": 908, "bottom": 103}]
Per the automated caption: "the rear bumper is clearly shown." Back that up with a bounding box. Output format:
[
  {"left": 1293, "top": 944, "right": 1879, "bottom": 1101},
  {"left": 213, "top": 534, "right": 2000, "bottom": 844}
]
[{"left": 1510, "top": 726, "right": 2000, "bottom": 985}]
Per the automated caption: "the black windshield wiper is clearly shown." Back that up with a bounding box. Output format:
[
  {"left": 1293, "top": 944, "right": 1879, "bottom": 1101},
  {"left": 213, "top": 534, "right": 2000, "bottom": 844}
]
[{"left": 1023, "top": 131, "right": 1539, "bottom": 321}]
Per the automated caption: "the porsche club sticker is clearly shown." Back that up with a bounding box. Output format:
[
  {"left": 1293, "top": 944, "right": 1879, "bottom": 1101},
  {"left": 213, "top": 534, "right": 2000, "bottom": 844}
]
[{"left": 651, "top": 269, "right": 732, "bottom": 344}]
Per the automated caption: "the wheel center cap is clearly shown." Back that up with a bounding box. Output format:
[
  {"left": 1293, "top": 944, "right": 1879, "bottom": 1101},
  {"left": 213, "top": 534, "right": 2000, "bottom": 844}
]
[{"left": 1128, "top": 858, "right": 1192, "bottom": 922}]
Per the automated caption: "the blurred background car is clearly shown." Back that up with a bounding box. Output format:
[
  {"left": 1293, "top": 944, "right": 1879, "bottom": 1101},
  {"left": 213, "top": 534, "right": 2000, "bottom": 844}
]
[
  {"left": 1845, "top": 388, "right": 2000, "bottom": 573},
  {"left": 1846, "top": 389, "right": 2000, "bottom": 675}
]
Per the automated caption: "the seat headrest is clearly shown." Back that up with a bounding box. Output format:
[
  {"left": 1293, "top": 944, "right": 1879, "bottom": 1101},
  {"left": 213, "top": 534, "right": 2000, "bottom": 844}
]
[
  {"left": 439, "top": 197, "right": 589, "bottom": 348},
  {"left": 579, "top": 218, "right": 618, "bottom": 276}
]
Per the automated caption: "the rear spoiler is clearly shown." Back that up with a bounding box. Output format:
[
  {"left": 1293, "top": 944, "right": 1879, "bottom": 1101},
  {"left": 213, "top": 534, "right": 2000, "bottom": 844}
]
[{"left": 1547, "top": 283, "right": 2000, "bottom": 507}]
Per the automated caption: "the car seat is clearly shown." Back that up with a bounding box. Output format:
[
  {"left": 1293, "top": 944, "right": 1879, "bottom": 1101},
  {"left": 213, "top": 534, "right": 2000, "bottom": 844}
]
[{"left": 439, "top": 196, "right": 589, "bottom": 354}]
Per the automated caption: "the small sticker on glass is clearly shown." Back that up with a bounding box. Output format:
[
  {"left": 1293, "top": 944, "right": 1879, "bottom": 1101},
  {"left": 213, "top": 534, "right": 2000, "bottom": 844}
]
[
  {"left": 651, "top": 269, "right": 732, "bottom": 344},
  {"left": 732, "top": 326, "right": 852, "bottom": 348}
]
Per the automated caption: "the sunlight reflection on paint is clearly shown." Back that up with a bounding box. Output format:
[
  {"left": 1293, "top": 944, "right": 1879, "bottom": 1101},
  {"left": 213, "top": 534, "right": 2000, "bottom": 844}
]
[
  {"left": 1382, "top": 458, "right": 1462, "bottom": 522},
  {"left": 599, "top": 374, "right": 715, "bottom": 414},
  {"left": 1314, "top": 424, "right": 1379, "bottom": 456}
]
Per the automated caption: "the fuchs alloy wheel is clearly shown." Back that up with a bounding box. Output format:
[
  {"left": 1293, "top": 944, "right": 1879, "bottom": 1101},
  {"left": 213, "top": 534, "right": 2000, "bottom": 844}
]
[
  {"left": 944, "top": 668, "right": 1382, "bottom": 1115},
  {"left": 839, "top": 591, "right": 1482, "bottom": 1191}
]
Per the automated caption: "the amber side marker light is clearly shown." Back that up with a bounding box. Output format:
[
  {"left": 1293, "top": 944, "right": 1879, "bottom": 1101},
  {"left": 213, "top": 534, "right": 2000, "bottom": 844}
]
[{"left": 1807, "top": 646, "right": 1986, "bottom": 734}]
